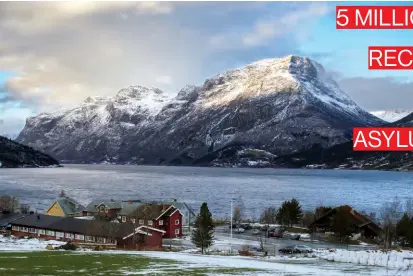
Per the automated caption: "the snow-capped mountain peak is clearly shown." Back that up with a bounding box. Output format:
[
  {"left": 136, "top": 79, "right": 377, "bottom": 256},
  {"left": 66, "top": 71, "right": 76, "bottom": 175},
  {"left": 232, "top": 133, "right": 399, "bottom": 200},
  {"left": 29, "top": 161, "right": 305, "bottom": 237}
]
[
  {"left": 17, "top": 55, "right": 384, "bottom": 165},
  {"left": 113, "top": 85, "right": 171, "bottom": 116},
  {"left": 370, "top": 110, "right": 413, "bottom": 123}
]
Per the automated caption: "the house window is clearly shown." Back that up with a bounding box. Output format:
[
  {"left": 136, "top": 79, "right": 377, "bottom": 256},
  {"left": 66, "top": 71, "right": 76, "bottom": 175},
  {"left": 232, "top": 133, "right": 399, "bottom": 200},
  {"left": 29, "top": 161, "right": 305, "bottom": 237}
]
[
  {"left": 96, "top": 237, "right": 105, "bottom": 243},
  {"left": 139, "top": 219, "right": 144, "bottom": 225},
  {"left": 131, "top": 218, "right": 136, "bottom": 224},
  {"left": 21, "top": 227, "right": 28, "bottom": 232},
  {"left": 122, "top": 216, "right": 126, "bottom": 223},
  {"left": 85, "top": 236, "right": 95, "bottom": 242},
  {"left": 29, "top": 228, "right": 36, "bottom": 233},
  {"left": 158, "top": 220, "right": 163, "bottom": 226},
  {"left": 100, "top": 206, "right": 105, "bottom": 212},
  {"left": 75, "top": 234, "right": 84, "bottom": 241},
  {"left": 148, "top": 220, "right": 153, "bottom": 226},
  {"left": 105, "top": 207, "right": 109, "bottom": 213},
  {"left": 56, "top": 232, "right": 64, "bottom": 238},
  {"left": 38, "top": 229, "right": 45, "bottom": 235},
  {"left": 46, "top": 230, "right": 55, "bottom": 236},
  {"left": 175, "top": 229, "right": 180, "bottom": 235},
  {"left": 12, "top": 226, "right": 18, "bottom": 231},
  {"left": 175, "top": 219, "right": 180, "bottom": 225},
  {"left": 65, "top": 233, "right": 74, "bottom": 239}
]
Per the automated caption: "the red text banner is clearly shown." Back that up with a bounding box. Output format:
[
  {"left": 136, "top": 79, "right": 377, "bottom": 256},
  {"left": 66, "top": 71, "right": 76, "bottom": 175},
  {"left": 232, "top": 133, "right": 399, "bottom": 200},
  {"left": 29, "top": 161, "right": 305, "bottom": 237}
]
[
  {"left": 337, "top": 6, "right": 413, "bottom": 29},
  {"left": 353, "top": 128, "right": 413, "bottom": 151}
]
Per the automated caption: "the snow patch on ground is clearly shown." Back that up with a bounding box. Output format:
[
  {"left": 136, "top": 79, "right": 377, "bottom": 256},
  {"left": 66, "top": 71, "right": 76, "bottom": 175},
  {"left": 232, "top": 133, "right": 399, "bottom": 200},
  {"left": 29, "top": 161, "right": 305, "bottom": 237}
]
[
  {"left": 317, "top": 248, "right": 413, "bottom": 269},
  {"left": 0, "top": 235, "right": 65, "bottom": 251}
]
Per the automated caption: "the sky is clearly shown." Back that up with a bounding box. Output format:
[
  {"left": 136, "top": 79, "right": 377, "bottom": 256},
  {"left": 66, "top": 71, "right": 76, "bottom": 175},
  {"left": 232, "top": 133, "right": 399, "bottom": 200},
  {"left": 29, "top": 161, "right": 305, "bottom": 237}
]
[{"left": 1, "top": 1, "right": 413, "bottom": 136}]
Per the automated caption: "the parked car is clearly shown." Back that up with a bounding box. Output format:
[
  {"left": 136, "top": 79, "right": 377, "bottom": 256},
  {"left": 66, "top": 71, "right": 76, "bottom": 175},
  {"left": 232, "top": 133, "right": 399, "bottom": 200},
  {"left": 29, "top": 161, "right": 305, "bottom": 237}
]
[
  {"left": 279, "top": 245, "right": 313, "bottom": 254},
  {"left": 290, "top": 234, "right": 301, "bottom": 240},
  {"left": 269, "top": 232, "right": 283, "bottom": 238},
  {"left": 240, "top": 223, "right": 252, "bottom": 230},
  {"left": 234, "top": 228, "right": 245, "bottom": 234},
  {"left": 252, "top": 229, "right": 261, "bottom": 235}
]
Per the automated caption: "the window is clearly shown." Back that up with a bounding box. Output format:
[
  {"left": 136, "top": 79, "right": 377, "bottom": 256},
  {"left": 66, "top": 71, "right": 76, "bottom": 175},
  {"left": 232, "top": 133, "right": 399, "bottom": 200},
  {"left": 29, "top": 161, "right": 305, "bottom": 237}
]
[
  {"left": 96, "top": 237, "right": 105, "bottom": 243},
  {"left": 29, "top": 228, "right": 36, "bottom": 233},
  {"left": 75, "top": 234, "right": 84, "bottom": 241},
  {"left": 65, "top": 233, "right": 74, "bottom": 239},
  {"left": 131, "top": 218, "right": 135, "bottom": 224},
  {"left": 148, "top": 220, "right": 153, "bottom": 226},
  {"left": 175, "top": 229, "right": 180, "bottom": 235},
  {"left": 122, "top": 216, "right": 126, "bottom": 223},
  {"left": 21, "top": 227, "right": 28, "bottom": 232},
  {"left": 105, "top": 207, "right": 109, "bottom": 212},
  {"left": 175, "top": 219, "right": 180, "bottom": 225},
  {"left": 139, "top": 219, "right": 144, "bottom": 225},
  {"left": 12, "top": 226, "right": 18, "bottom": 231},
  {"left": 46, "top": 230, "right": 55, "bottom": 236},
  {"left": 38, "top": 229, "right": 45, "bottom": 235},
  {"left": 158, "top": 220, "right": 163, "bottom": 226},
  {"left": 85, "top": 236, "right": 95, "bottom": 242},
  {"left": 99, "top": 205, "right": 105, "bottom": 212},
  {"left": 56, "top": 232, "right": 64, "bottom": 238}
]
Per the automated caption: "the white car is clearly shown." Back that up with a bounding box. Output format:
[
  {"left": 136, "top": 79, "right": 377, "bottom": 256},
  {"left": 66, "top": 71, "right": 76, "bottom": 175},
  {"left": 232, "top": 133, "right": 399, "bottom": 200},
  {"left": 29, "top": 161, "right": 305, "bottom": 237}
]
[
  {"left": 234, "top": 228, "right": 245, "bottom": 233},
  {"left": 252, "top": 229, "right": 261, "bottom": 235}
]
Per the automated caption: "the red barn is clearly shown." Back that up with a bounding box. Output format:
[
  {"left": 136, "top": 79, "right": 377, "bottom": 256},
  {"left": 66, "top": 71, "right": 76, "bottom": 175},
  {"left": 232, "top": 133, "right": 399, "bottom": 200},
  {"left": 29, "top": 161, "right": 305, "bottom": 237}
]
[{"left": 153, "top": 205, "right": 183, "bottom": 239}]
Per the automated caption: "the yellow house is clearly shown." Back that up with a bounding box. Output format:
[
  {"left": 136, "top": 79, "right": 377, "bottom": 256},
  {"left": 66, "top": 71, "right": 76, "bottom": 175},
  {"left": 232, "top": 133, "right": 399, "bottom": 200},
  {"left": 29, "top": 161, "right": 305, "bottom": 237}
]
[{"left": 45, "top": 196, "right": 84, "bottom": 217}]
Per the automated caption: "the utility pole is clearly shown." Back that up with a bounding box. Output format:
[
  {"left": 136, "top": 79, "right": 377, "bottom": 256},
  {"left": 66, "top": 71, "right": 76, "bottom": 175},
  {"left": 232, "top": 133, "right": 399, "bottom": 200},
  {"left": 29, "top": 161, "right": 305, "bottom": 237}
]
[{"left": 230, "top": 198, "right": 233, "bottom": 254}]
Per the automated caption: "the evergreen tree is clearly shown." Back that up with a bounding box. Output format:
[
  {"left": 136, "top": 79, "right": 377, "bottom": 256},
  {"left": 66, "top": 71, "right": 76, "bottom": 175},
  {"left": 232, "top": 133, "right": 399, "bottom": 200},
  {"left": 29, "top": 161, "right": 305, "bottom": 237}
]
[
  {"left": 191, "top": 202, "right": 215, "bottom": 254},
  {"left": 396, "top": 213, "right": 413, "bottom": 247},
  {"left": 331, "top": 208, "right": 352, "bottom": 242},
  {"left": 276, "top": 198, "right": 303, "bottom": 227}
]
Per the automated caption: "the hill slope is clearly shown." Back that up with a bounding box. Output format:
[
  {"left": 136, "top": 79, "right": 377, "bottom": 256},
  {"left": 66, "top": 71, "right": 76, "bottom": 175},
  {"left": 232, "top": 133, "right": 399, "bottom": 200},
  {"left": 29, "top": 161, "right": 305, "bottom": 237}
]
[{"left": 0, "top": 136, "right": 60, "bottom": 168}]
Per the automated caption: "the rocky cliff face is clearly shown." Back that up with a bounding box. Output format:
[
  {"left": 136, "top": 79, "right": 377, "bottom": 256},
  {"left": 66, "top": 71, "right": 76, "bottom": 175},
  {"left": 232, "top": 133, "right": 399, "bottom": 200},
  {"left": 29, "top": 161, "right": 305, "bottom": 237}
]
[
  {"left": 16, "top": 55, "right": 385, "bottom": 166},
  {"left": 0, "top": 135, "right": 59, "bottom": 168}
]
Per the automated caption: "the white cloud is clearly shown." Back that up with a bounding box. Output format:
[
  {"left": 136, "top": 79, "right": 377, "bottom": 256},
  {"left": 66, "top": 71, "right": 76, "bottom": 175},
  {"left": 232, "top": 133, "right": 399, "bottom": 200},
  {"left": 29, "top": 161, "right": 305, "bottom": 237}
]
[
  {"left": 156, "top": 76, "right": 174, "bottom": 85},
  {"left": 211, "top": 3, "right": 329, "bottom": 49},
  {"left": 136, "top": 1, "right": 174, "bottom": 15}
]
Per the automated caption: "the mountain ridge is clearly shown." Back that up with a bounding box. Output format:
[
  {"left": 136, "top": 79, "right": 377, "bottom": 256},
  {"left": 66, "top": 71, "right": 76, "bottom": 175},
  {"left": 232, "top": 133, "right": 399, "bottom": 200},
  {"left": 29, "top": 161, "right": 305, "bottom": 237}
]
[{"left": 16, "top": 55, "right": 385, "bottom": 166}]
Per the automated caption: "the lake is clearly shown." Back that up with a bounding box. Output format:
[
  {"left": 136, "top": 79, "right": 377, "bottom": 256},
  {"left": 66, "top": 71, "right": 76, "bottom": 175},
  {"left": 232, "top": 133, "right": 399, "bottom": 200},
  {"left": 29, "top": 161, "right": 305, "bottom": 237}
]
[{"left": 0, "top": 165, "right": 412, "bottom": 218}]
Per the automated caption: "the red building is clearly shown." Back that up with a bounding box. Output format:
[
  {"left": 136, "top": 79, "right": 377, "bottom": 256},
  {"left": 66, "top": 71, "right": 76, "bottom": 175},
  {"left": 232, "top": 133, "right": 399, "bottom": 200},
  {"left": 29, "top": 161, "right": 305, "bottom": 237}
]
[
  {"left": 152, "top": 205, "right": 183, "bottom": 239},
  {"left": 81, "top": 200, "right": 183, "bottom": 238},
  {"left": 10, "top": 214, "right": 165, "bottom": 250}
]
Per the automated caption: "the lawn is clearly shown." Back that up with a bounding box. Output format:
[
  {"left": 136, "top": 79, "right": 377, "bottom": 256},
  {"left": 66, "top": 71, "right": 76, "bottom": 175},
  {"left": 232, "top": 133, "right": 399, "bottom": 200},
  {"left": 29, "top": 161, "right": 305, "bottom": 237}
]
[{"left": 0, "top": 251, "right": 261, "bottom": 276}]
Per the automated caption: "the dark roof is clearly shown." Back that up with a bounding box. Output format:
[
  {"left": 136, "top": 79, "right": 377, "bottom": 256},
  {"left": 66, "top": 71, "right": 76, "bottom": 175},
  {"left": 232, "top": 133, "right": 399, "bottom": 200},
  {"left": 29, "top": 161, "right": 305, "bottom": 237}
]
[
  {"left": 53, "top": 196, "right": 84, "bottom": 215},
  {"left": 10, "top": 214, "right": 154, "bottom": 238},
  {"left": 84, "top": 200, "right": 142, "bottom": 214},
  {"left": 310, "top": 205, "right": 381, "bottom": 235},
  {"left": 0, "top": 213, "right": 28, "bottom": 228}
]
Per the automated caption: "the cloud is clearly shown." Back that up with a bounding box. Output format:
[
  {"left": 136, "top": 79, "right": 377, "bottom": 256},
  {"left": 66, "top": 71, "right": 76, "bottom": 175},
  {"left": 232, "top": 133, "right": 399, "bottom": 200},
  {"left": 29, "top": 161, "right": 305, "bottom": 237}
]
[
  {"left": 337, "top": 76, "right": 413, "bottom": 111},
  {"left": 156, "top": 76, "right": 174, "bottom": 85},
  {"left": 210, "top": 2, "right": 329, "bottom": 49},
  {"left": 136, "top": 2, "right": 174, "bottom": 15}
]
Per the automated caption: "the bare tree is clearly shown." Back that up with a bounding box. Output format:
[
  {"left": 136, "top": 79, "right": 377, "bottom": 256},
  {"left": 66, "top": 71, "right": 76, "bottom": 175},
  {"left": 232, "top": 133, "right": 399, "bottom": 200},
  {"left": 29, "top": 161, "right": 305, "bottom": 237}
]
[
  {"left": 233, "top": 206, "right": 243, "bottom": 226},
  {"left": 0, "top": 195, "right": 19, "bottom": 213},
  {"left": 259, "top": 207, "right": 277, "bottom": 249},
  {"left": 380, "top": 197, "right": 403, "bottom": 250},
  {"left": 405, "top": 198, "right": 413, "bottom": 218}
]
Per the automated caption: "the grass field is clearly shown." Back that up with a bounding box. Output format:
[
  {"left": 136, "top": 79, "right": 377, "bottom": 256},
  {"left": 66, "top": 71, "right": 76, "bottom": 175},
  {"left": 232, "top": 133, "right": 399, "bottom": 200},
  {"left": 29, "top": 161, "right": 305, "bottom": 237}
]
[{"left": 0, "top": 251, "right": 261, "bottom": 276}]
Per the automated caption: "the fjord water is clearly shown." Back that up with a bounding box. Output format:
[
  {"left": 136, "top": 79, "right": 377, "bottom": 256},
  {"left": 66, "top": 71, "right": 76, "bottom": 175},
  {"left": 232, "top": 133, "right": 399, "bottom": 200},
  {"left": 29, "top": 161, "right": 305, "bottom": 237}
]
[{"left": 0, "top": 164, "right": 411, "bottom": 218}]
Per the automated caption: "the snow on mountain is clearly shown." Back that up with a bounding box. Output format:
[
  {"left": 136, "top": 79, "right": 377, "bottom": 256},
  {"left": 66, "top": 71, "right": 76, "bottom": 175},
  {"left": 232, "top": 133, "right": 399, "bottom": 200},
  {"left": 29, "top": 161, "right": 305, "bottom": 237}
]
[
  {"left": 16, "top": 55, "right": 384, "bottom": 166},
  {"left": 370, "top": 110, "right": 413, "bottom": 123}
]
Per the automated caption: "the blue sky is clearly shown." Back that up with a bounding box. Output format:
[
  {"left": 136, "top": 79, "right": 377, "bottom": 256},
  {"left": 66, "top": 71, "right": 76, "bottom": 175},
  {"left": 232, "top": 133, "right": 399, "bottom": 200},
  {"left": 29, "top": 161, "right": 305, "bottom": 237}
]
[{"left": 1, "top": 1, "right": 413, "bottom": 136}]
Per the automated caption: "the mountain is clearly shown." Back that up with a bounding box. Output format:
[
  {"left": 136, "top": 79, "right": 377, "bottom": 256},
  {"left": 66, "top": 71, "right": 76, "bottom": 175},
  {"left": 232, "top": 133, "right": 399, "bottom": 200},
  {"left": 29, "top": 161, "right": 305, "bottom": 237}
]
[
  {"left": 370, "top": 110, "right": 413, "bottom": 123},
  {"left": 0, "top": 135, "right": 60, "bottom": 168},
  {"left": 16, "top": 55, "right": 385, "bottom": 166}
]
